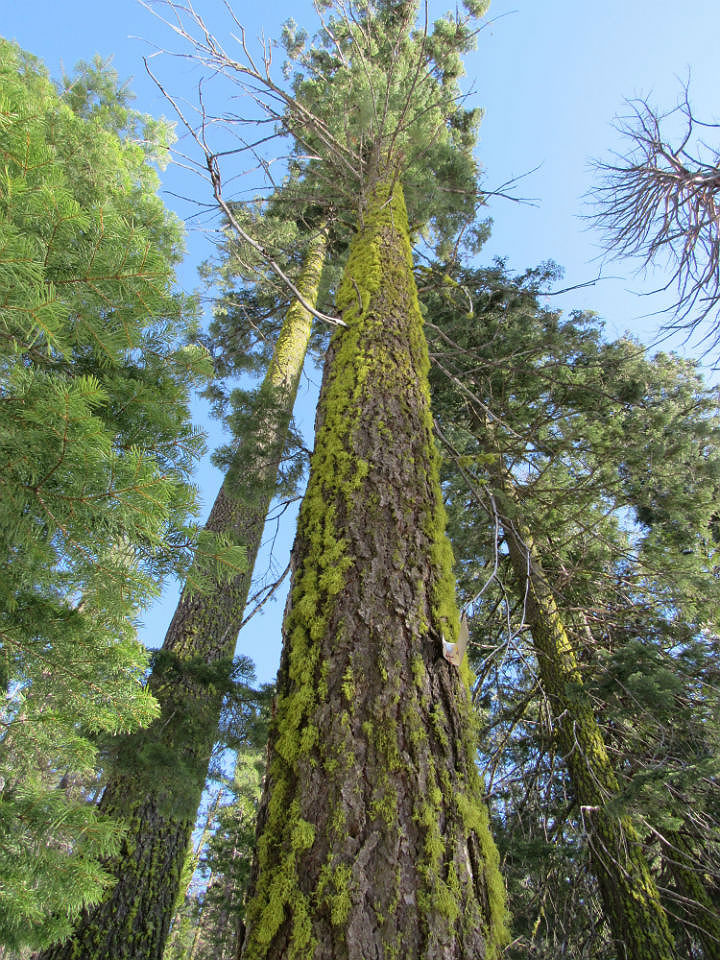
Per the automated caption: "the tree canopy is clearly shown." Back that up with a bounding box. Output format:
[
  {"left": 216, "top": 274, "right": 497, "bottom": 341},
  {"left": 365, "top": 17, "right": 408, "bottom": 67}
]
[{"left": 0, "top": 41, "right": 210, "bottom": 951}]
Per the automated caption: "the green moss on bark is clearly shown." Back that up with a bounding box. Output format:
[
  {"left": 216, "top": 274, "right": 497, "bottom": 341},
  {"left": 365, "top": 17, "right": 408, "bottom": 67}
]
[{"left": 500, "top": 507, "right": 677, "bottom": 960}]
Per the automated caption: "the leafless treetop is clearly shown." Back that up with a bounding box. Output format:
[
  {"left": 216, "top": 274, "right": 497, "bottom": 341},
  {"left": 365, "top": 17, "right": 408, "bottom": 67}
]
[{"left": 591, "top": 88, "right": 720, "bottom": 351}]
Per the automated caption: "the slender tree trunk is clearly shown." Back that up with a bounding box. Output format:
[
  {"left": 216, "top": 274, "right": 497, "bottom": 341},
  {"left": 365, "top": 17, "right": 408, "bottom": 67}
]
[
  {"left": 661, "top": 829, "right": 720, "bottom": 959},
  {"left": 240, "top": 178, "right": 508, "bottom": 960},
  {"left": 190, "top": 747, "right": 264, "bottom": 960},
  {"left": 491, "top": 469, "right": 677, "bottom": 960},
  {"left": 188, "top": 856, "right": 242, "bottom": 960},
  {"left": 163, "top": 789, "right": 224, "bottom": 960},
  {"left": 38, "top": 230, "right": 328, "bottom": 960}
]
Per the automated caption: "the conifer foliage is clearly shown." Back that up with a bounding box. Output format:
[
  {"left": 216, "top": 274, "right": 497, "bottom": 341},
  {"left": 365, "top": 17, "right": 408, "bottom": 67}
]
[
  {"left": 6, "top": 4, "right": 720, "bottom": 959},
  {"left": 0, "top": 43, "right": 208, "bottom": 951},
  {"left": 38, "top": 228, "right": 326, "bottom": 960},
  {"left": 425, "top": 262, "right": 720, "bottom": 958}
]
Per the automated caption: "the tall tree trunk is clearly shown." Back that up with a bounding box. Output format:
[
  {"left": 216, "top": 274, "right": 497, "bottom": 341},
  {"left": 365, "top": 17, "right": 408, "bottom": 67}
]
[
  {"left": 39, "top": 230, "right": 328, "bottom": 960},
  {"left": 240, "top": 179, "right": 508, "bottom": 960},
  {"left": 490, "top": 469, "right": 677, "bottom": 960}
]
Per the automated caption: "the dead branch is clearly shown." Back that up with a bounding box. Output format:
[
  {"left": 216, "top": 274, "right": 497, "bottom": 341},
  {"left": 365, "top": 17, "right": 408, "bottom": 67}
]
[
  {"left": 143, "top": 56, "right": 346, "bottom": 328},
  {"left": 590, "top": 88, "right": 720, "bottom": 348}
]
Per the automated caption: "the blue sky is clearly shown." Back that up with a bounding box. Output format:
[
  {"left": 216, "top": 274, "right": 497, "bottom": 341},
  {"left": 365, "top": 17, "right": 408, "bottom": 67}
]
[{"left": 5, "top": 0, "right": 719, "bottom": 682}]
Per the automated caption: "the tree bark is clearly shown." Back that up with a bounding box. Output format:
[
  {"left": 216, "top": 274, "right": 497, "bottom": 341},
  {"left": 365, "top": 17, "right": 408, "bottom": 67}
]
[
  {"left": 38, "top": 230, "right": 328, "bottom": 960},
  {"left": 240, "top": 179, "right": 508, "bottom": 960},
  {"left": 492, "top": 471, "right": 678, "bottom": 960},
  {"left": 661, "top": 829, "right": 720, "bottom": 960}
]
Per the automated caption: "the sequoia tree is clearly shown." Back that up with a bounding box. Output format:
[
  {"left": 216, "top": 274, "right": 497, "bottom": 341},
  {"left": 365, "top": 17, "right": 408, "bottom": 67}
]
[{"left": 0, "top": 44, "right": 211, "bottom": 952}]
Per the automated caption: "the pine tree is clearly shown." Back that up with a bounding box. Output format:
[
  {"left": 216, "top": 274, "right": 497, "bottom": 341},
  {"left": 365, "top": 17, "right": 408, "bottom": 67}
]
[
  {"left": 425, "top": 261, "right": 720, "bottom": 957},
  {"left": 205, "top": 3, "right": 510, "bottom": 956},
  {"left": 242, "top": 174, "right": 507, "bottom": 960},
  {"left": 0, "top": 43, "right": 209, "bottom": 952}
]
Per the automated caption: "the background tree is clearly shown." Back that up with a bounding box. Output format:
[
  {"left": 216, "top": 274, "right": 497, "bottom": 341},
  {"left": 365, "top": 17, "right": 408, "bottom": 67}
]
[
  {"left": 0, "top": 43, "right": 211, "bottom": 952},
  {"left": 163, "top": 744, "right": 266, "bottom": 960},
  {"left": 424, "top": 260, "right": 720, "bottom": 957}
]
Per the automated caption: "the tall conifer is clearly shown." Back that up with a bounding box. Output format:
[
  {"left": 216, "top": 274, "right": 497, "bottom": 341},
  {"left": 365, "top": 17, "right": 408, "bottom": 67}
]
[
  {"left": 0, "top": 43, "right": 208, "bottom": 952},
  {"left": 41, "top": 3, "right": 509, "bottom": 956},
  {"left": 228, "top": 3, "right": 509, "bottom": 957},
  {"left": 425, "top": 263, "right": 720, "bottom": 958}
]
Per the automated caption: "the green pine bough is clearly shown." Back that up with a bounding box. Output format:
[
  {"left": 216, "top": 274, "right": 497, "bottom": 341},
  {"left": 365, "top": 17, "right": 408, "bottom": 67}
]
[
  {"left": 240, "top": 179, "right": 508, "bottom": 960},
  {"left": 0, "top": 42, "right": 207, "bottom": 953},
  {"left": 660, "top": 830, "right": 720, "bottom": 960},
  {"left": 39, "top": 230, "right": 328, "bottom": 960}
]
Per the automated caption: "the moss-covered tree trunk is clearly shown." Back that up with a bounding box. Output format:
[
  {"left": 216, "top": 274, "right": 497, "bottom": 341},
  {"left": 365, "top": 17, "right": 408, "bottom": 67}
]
[
  {"left": 491, "top": 473, "right": 677, "bottom": 960},
  {"left": 239, "top": 179, "right": 508, "bottom": 960},
  {"left": 39, "top": 231, "right": 327, "bottom": 960},
  {"left": 662, "top": 829, "right": 720, "bottom": 959}
]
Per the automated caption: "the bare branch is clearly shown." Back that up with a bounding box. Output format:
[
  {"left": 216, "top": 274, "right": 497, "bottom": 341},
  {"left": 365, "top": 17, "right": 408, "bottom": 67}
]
[
  {"left": 590, "top": 88, "right": 720, "bottom": 349},
  {"left": 143, "top": 57, "right": 346, "bottom": 328}
]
